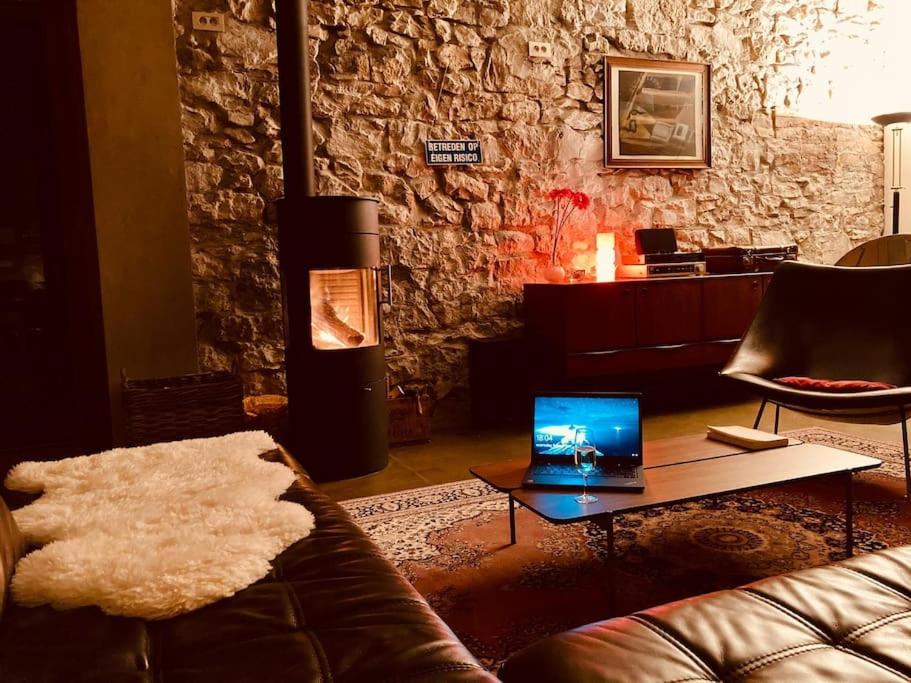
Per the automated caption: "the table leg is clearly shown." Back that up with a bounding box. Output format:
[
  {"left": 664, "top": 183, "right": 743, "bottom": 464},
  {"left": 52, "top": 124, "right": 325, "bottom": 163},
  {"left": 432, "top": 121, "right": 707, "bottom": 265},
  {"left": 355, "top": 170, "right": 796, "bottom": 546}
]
[
  {"left": 606, "top": 514, "right": 616, "bottom": 615},
  {"left": 508, "top": 492, "right": 516, "bottom": 545},
  {"left": 845, "top": 472, "right": 854, "bottom": 558}
]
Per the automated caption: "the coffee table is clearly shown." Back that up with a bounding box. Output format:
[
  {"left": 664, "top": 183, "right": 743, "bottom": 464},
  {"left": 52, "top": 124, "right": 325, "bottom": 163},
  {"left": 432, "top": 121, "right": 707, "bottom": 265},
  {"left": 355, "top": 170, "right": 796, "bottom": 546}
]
[{"left": 470, "top": 434, "right": 881, "bottom": 612}]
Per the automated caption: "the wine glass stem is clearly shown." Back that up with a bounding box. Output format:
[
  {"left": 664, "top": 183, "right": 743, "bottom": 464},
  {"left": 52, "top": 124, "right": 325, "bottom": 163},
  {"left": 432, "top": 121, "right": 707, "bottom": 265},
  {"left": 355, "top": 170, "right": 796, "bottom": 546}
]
[{"left": 583, "top": 474, "right": 587, "bottom": 499}]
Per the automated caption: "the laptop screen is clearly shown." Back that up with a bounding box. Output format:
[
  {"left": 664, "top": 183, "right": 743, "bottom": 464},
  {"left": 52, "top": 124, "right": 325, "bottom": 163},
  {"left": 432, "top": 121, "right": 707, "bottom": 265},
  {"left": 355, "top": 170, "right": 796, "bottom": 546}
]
[{"left": 532, "top": 394, "right": 641, "bottom": 462}]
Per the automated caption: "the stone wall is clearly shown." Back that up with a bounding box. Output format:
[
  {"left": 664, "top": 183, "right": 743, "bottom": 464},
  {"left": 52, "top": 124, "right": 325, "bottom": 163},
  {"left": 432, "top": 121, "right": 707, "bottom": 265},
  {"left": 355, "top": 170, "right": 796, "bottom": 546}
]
[{"left": 172, "top": 0, "right": 884, "bottom": 408}]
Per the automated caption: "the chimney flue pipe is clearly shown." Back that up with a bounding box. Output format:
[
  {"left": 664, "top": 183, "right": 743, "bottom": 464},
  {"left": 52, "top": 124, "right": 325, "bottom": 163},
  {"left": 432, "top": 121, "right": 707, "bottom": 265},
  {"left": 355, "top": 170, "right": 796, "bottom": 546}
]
[{"left": 275, "top": 0, "right": 316, "bottom": 198}]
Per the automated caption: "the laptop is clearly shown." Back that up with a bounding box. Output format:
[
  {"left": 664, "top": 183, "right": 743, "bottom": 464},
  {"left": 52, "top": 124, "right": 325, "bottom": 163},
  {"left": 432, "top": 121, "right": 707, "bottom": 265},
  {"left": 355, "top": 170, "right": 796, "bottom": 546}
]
[{"left": 522, "top": 392, "right": 645, "bottom": 491}]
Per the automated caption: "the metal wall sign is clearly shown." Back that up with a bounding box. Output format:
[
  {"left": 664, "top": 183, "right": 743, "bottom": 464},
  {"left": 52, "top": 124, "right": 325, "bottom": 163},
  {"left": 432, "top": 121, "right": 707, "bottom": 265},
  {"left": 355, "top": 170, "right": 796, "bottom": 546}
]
[{"left": 424, "top": 139, "right": 483, "bottom": 166}]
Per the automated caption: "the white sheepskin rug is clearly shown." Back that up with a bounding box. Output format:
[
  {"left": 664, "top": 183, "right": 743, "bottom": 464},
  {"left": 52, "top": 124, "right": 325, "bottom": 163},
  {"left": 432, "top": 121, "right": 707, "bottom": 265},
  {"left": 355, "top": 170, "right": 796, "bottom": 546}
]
[{"left": 4, "top": 431, "right": 314, "bottom": 620}]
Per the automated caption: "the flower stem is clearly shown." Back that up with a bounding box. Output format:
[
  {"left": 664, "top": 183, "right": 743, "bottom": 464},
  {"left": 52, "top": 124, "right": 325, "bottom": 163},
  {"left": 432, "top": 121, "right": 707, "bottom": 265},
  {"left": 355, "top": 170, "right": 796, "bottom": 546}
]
[
  {"left": 550, "top": 198, "right": 563, "bottom": 264},
  {"left": 551, "top": 201, "right": 578, "bottom": 265}
]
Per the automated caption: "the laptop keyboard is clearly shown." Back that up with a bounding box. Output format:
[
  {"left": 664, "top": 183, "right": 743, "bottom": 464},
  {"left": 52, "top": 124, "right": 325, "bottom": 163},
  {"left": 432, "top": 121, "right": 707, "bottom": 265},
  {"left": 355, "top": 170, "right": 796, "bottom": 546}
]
[
  {"left": 537, "top": 464, "right": 584, "bottom": 475},
  {"left": 609, "top": 468, "right": 640, "bottom": 479},
  {"left": 536, "top": 464, "right": 639, "bottom": 479}
]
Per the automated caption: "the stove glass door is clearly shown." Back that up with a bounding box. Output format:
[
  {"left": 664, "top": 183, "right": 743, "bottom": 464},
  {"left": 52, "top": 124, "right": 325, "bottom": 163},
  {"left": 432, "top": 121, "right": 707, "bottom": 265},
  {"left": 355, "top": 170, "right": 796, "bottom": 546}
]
[{"left": 309, "top": 268, "right": 379, "bottom": 350}]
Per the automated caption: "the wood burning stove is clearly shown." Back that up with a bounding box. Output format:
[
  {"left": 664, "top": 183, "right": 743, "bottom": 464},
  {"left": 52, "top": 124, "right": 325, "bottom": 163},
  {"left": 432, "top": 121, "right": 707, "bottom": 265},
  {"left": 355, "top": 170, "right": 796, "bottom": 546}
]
[
  {"left": 278, "top": 198, "right": 389, "bottom": 481},
  {"left": 275, "top": 0, "right": 389, "bottom": 481}
]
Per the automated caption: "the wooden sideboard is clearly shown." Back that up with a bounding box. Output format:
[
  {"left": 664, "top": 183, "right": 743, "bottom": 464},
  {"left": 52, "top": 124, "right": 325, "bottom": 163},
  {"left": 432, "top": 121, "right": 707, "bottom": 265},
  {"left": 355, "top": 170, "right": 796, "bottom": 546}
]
[{"left": 523, "top": 273, "right": 773, "bottom": 382}]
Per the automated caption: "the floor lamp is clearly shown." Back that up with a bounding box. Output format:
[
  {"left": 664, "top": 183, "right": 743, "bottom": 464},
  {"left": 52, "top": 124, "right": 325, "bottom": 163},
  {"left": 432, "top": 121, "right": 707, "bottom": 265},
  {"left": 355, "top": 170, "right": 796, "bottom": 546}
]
[{"left": 873, "top": 112, "right": 911, "bottom": 235}]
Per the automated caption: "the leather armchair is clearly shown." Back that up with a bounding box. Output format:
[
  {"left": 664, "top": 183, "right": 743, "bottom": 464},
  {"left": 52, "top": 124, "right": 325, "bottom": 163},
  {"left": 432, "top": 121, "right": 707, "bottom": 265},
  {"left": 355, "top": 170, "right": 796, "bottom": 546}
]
[{"left": 721, "top": 261, "right": 911, "bottom": 497}]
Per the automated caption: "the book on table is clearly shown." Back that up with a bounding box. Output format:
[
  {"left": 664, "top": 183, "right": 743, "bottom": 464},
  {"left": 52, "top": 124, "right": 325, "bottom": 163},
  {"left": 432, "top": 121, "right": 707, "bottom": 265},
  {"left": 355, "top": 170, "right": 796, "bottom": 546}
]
[{"left": 706, "top": 425, "right": 790, "bottom": 450}]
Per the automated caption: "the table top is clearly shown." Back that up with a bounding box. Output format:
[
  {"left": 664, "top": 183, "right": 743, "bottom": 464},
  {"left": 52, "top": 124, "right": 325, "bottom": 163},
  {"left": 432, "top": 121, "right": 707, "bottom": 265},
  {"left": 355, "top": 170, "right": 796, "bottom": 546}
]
[
  {"left": 469, "top": 434, "right": 881, "bottom": 524},
  {"left": 470, "top": 433, "right": 762, "bottom": 491}
]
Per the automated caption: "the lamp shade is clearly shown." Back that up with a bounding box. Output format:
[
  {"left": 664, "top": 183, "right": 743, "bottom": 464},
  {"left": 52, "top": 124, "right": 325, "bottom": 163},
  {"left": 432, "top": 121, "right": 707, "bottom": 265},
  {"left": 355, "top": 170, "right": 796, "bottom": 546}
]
[{"left": 872, "top": 112, "right": 911, "bottom": 127}]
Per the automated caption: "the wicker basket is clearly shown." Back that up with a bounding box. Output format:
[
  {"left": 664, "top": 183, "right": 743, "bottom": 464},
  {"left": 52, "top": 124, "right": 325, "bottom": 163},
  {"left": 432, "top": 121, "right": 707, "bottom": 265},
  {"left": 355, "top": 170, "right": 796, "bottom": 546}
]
[
  {"left": 388, "top": 393, "right": 431, "bottom": 446},
  {"left": 122, "top": 371, "right": 245, "bottom": 446},
  {"left": 243, "top": 394, "right": 289, "bottom": 442}
]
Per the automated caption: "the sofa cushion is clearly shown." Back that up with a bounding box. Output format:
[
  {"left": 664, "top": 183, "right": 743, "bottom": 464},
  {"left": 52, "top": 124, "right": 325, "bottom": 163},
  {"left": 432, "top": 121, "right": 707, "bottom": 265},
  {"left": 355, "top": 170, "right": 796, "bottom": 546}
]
[
  {"left": 499, "top": 546, "right": 911, "bottom": 682},
  {"left": 0, "top": 496, "right": 23, "bottom": 619},
  {"left": 0, "top": 448, "right": 495, "bottom": 682}
]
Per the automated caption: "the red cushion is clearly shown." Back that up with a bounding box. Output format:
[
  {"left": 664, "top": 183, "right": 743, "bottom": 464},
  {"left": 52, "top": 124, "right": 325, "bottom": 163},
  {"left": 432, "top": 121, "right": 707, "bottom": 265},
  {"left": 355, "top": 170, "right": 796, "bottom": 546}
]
[{"left": 774, "top": 376, "right": 897, "bottom": 392}]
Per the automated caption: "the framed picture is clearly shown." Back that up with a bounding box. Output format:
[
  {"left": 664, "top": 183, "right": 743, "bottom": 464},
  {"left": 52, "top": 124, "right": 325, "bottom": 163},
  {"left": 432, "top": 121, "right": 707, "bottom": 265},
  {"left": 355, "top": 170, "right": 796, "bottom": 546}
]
[{"left": 604, "top": 56, "right": 712, "bottom": 169}]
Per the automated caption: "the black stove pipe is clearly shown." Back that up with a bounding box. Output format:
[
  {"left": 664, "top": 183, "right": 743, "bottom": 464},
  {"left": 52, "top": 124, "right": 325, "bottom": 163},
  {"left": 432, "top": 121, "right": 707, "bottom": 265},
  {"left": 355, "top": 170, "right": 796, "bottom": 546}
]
[{"left": 275, "top": 0, "right": 315, "bottom": 198}]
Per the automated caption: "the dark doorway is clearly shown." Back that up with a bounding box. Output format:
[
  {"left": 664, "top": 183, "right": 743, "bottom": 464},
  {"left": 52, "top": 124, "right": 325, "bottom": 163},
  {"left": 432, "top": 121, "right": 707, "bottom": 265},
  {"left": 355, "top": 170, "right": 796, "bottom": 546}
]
[{"left": 0, "top": 1, "right": 94, "bottom": 464}]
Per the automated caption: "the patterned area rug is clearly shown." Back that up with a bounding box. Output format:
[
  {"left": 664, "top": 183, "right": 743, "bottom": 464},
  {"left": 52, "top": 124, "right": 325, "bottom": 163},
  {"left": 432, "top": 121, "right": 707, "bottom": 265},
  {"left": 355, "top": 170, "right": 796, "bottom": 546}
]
[{"left": 341, "top": 429, "right": 911, "bottom": 671}]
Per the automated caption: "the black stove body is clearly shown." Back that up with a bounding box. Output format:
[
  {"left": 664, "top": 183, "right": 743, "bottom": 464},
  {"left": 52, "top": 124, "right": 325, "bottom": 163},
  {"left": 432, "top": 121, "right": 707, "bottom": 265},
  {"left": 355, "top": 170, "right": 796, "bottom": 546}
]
[{"left": 278, "top": 197, "right": 389, "bottom": 481}]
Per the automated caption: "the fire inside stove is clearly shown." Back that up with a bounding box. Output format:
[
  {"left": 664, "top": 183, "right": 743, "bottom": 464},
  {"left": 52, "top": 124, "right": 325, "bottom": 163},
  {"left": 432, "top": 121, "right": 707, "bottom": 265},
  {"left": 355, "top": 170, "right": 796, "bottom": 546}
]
[{"left": 309, "top": 268, "right": 379, "bottom": 350}]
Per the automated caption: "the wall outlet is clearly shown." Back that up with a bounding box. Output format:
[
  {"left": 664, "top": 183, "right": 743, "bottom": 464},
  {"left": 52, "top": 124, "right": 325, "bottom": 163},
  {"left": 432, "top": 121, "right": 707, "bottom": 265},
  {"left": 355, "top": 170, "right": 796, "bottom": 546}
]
[
  {"left": 192, "top": 11, "right": 226, "bottom": 32},
  {"left": 528, "top": 41, "right": 553, "bottom": 60}
]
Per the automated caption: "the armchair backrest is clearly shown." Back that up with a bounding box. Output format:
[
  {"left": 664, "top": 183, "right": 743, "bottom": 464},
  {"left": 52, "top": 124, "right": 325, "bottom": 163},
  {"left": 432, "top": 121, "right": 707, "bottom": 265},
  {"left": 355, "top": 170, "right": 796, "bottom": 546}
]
[
  {"left": 724, "top": 261, "right": 911, "bottom": 387},
  {"left": 836, "top": 235, "right": 911, "bottom": 267}
]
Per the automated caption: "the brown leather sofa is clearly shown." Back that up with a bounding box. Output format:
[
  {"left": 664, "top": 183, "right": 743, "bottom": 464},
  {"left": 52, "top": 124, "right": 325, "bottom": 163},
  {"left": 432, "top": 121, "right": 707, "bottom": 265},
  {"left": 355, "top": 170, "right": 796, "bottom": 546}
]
[
  {"left": 500, "top": 546, "right": 911, "bottom": 682},
  {"left": 0, "top": 448, "right": 496, "bottom": 682},
  {"left": 8, "top": 446, "right": 910, "bottom": 682}
]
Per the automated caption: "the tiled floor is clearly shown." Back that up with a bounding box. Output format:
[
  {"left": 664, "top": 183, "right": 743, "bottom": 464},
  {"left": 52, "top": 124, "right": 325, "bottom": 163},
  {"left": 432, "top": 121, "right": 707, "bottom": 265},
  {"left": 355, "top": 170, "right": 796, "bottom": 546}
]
[{"left": 318, "top": 399, "right": 903, "bottom": 501}]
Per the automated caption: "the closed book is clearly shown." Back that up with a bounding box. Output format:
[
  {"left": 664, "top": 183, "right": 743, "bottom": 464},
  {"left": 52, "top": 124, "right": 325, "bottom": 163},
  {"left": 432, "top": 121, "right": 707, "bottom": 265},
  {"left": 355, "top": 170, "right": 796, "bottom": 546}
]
[{"left": 706, "top": 425, "right": 790, "bottom": 450}]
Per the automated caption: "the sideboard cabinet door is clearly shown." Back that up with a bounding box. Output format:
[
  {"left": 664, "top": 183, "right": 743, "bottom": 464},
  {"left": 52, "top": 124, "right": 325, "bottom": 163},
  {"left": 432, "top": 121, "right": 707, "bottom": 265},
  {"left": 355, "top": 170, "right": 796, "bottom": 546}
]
[
  {"left": 564, "top": 284, "right": 637, "bottom": 353},
  {"left": 702, "top": 276, "right": 764, "bottom": 340},
  {"left": 635, "top": 280, "right": 703, "bottom": 346}
]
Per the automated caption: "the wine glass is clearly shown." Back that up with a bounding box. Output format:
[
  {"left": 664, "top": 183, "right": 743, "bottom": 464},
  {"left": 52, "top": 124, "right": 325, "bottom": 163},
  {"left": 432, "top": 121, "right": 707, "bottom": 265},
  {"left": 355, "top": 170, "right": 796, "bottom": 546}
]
[{"left": 573, "top": 427, "right": 598, "bottom": 504}]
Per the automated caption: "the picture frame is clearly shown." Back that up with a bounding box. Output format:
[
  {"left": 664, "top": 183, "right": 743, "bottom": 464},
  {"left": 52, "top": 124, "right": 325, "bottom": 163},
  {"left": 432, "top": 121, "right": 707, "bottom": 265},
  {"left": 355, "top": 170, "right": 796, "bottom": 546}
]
[{"left": 604, "top": 56, "right": 712, "bottom": 169}]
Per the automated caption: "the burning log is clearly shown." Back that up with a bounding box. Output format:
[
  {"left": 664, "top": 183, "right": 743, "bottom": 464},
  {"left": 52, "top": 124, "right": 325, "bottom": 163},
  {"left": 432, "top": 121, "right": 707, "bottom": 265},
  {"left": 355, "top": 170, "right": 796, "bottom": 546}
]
[{"left": 311, "top": 298, "right": 365, "bottom": 348}]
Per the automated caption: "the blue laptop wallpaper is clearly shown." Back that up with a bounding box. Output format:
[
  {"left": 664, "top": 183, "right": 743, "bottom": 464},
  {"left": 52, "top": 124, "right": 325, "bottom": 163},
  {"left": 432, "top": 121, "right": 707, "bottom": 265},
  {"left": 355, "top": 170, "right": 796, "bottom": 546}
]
[{"left": 533, "top": 395, "right": 641, "bottom": 460}]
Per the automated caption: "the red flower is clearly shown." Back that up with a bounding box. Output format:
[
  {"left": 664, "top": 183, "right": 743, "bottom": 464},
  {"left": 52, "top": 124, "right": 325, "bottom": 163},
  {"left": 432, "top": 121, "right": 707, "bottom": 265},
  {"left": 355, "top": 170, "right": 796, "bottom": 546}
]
[
  {"left": 547, "top": 188, "right": 591, "bottom": 209},
  {"left": 572, "top": 192, "right": 591, "bottom": 210},
  {"left": 548, "top": 188, "right": 574, "bottom": 201},
  {"left": 547, "top": 187, "right": 592, "bottom": 267}
]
